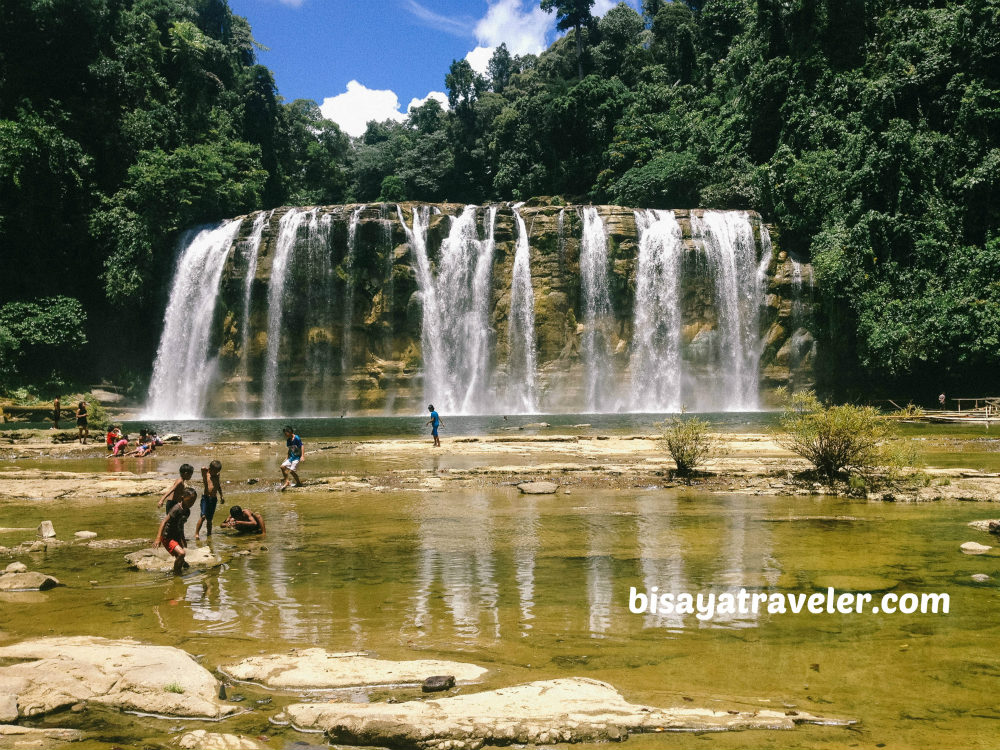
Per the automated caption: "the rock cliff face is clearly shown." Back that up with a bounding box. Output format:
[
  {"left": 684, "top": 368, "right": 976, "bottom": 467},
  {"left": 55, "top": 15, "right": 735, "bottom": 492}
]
[{"left": 151, "top": 201, "right": 815, "bottom": 417}]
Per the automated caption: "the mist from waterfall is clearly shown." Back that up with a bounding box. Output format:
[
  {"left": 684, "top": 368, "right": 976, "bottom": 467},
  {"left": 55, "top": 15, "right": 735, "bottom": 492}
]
[
  {"left": 629, "top": 209, "right": 683, "bottom": 412},
  {"left": 507, "top": 207, "right": 538, "bottom": 413},
  {"left": 580, "top": 207, "right": 614, "bottom": 413},
  {"left": 261, "top": 208, "right": 309, "bottom": 417},
  {"left": 144, "top": 219, "right": 243, "bottom": 419}
]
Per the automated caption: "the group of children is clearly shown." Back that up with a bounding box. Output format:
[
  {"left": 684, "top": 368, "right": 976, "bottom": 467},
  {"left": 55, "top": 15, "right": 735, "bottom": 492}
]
[
  {"left": 107, "top": 427, "right": 162, "bottom": 457},
  {"left": 153, "top": 461, "right": 266, "bottom": 575}
]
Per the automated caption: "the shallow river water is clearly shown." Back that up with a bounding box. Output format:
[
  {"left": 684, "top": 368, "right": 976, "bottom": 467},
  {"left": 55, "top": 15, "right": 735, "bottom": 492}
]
[{"left": 1, "top": 422, "right": 999, "bottom": 749}]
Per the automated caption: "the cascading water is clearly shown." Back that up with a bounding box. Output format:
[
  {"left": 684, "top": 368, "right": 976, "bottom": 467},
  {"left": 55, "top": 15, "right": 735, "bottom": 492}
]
[
  {"left": 689, "top": 211, "right": 765, "bottom": 411},
  {"left": 341, "top": 205, "right": 366, "bottom": 378},
  {"left": 300, "top": 211, "right": 334, "bottom": 414},
  {"left": 261, "top": 208, "right": 310, "bottom": 417},
  {"left": 144, "top": 219, "right": 243, "bottom": 419},
  {"left": 402, "top": 205, "right": 497, "bottom": 414},
  {"left": 628, "top": 210, "right": 683, "bottom": 412},
  {"left": 237, "top": 211, "right": 270, "bottom": 416},
  {"left": 507, "top": 206, "right": 538, "bottom": 413},
  {"left": 580, "top": 207, "right": 614, "bottom": 413}
]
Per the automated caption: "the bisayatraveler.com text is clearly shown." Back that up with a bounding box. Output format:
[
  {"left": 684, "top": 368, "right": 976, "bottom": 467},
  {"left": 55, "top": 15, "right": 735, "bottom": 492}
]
[{"left": 629, "top": 586, "right": 949, "bottom": 621}]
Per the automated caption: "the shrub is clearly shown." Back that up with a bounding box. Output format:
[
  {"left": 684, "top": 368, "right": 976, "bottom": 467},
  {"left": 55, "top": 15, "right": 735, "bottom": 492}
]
[
  {"left": 778, "top": 391, "right": 914, "bottom": 486},
  {"left": 660, "top": 414, "right": 715, "bottom": 476}
]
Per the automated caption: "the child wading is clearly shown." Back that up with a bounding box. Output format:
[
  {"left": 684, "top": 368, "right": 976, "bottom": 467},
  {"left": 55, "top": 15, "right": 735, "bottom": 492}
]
[
  {"left": 195, "top": 461, "right": 223, "bottom": 538},
  {"left": 279, "top": 426, "right": 303, "bottom": 490},
  {"left": 426, "top": 404, "right": 443, "bottom": 447},
  {"left": 158, "top": 463, "right": 195, "bottom": 513},
  {"left": 154, "top": 487, "right": 197, "bottom": 574}
]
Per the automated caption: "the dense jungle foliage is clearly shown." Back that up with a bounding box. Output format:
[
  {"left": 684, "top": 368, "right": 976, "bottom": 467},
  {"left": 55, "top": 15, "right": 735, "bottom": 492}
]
[{"left": 0, "top": 0, "right": 997, "bottom": 400}]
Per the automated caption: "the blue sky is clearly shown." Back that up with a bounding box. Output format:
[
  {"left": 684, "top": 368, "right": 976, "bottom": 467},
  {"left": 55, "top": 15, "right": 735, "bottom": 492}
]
[{"left": 229, "top": 0, "right": 640, "bottom": 136}]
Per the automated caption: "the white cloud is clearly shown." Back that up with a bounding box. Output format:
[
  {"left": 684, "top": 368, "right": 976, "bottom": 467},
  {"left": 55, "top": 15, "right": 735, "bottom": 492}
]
[
  {"left": 474, "top": 0, "right": 551, "bottom": 55},
  {"left": 407, "top": 90, "right": 450, "bottom": 112},
  {"left": 277, "top": 0, "right": 305, "bottom": 6},
  {"left": 403, "top": 0, "right": 474, "bottom": 36},
  {"left": 465, "top": 45, "right": 494, "bottom": 75},
  {"left": 320, "top": 81, "right": 448, "bottom": 138}
]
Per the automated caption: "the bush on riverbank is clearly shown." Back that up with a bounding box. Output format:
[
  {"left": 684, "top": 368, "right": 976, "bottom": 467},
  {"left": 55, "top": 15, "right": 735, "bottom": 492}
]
[
  {"left": 660, "top": 415, "right": 716, "bottom": 477},
  {"left": 779, "top": 391, "right": 914, "bottom": 487}
]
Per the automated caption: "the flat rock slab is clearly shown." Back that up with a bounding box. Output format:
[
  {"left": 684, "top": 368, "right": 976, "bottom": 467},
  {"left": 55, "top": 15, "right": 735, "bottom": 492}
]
[
  {"left": 960, "top": 541, "right": 992, "bottom": 555},
  {"left": 0, "top": 470, "right": 166, "bottom": 501},
  {"left": 0, "top": 725, "right": 84, "bottom": 748},
  {"left": 517, "top": 481, "right": 559, "bottom": 495},
  {"left": 0, "top": 636, "right": 234, "bottom": 719},
  {"left": 287, "top": 677, "right": 851, "bottom": 749},
  {"left": 0, "top": 571, "right": 60, "bottom": 591},
  {"left": 126, "top": 546, "right": 224, "bottom": 572},
  {"left": 175, "top": 730, "right": 262, "bottom": 749},
  {"left": 223, "top": 648, "right": 487, "bottom": 689}
]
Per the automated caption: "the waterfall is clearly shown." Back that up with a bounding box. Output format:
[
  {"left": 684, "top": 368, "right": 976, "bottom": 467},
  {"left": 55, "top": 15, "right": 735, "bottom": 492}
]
[
  {"left": 261, "top": 208, "right": 310, "bottom": 417},
  {"left": 237, "top": 211, "right": 270, "bottom": 416},
  {"left": 580, "top": 207, "right": 614, "bottom": 413},
  {"left": 144, "top": 219, "right": 243, "bottom": 419},
  {"left": 690, "top": 211, "right": 765, "bottom": 411},
  {"left": 402, "top": 205, "right": 497, "bottom": 414},
  {"left": 629, "top": 210, "right": 683, "bottom": 412},
  {"left": 507, "top": 206, "right": 538, "bottom": 413},
  {"left": 341, "top": 205, "right": 366, "bottom": 378},
  {"left": 301, "top": 211, "right": 334, "bottom": 414}
]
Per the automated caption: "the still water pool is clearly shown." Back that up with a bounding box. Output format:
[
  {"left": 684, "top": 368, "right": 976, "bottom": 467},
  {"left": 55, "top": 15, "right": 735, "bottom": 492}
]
[{"left": 1, "top": 446, "right": 998, "bottom": 749}]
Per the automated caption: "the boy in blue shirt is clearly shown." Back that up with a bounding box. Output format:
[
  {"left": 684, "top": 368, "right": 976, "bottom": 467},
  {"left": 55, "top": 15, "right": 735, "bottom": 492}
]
[
  {"left": 426, "top": 404, "right": 443, "bottom": 447},
  {"left": 280, "top": 426, "right": 304, "bottom": 490}
]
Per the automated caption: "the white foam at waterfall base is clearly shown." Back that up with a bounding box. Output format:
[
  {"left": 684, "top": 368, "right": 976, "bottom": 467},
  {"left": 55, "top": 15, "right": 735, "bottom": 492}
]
[
  {"left": 402, "top": 205, "right": 497, "bottom": 415},
  {"left": 508, "top": 207, "right": 538, "bottom": 413},
  {"left": 629, "top": 209, "right": 683, "bottom": 412},
  {"left": 144, "top": 219, "right": 243, "bottom": 419},
  {"left": 261, "top": 208, "right": 311, "bottom": 417}
]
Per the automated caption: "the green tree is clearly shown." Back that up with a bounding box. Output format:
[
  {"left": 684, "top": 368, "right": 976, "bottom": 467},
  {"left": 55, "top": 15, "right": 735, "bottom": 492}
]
[{"left": 541, "top": 0, "right": 596, "bottom": 80}]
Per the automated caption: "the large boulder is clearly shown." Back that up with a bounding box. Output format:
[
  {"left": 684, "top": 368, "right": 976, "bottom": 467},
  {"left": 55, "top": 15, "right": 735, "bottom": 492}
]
[
  {"left": 125, "top": 546, "right": 224, "bottom": 572},
  {"left": 286, "top": 677, "right": 851, "bottom": 748},
  {"left": 0, "top": 636, "right": 235, "bottom": 718},
  {"left": 223, "top": 648, "right": 487, "bottom": 689}
]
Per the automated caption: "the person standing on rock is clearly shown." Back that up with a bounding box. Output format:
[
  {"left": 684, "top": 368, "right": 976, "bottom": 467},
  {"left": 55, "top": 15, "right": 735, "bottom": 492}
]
[
  {"left": 153, "top": 487, "right": 197, "bottom": 575},
  {"left": 426, "top": 404, "right": 443, "bottom": 447},
  {"left": 195, "top": 461, "right": 223, "bottom": 539},
  {"left": 52, "top": 397, "right": 60, "bottom": 429},
  {"left": 279, "top": 426, "right": 303, "bottom": 490},
  {"left": 75, "top": 400, "right": 88, "bottom": 444}
]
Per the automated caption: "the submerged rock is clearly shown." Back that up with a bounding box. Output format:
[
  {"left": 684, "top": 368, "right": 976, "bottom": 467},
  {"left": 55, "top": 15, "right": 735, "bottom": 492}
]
[
  {"left": 0, "top": 571, "right": 60, "bottom": 591},
  {"left": 223, "top": 648, "right": 487, "bottom": 689},
  {"left": 972, "top": 573, "right": 991, "bottom": 582},
  {"left": 174, "top": 730, "right": 261, "bottom": 749},
  {"left": 286, "top": 677, "right": 852, "bottom": 748},
  {"left": 73, "top": 531, "right": 97, "bottom": 540},
  {"left": 125, "top": 546, "right": 224, "bottom": 572},
  {"left": 517, "top": 481, "right": 559, "bottom": 495},
  {"left": 0, "top": 725, "right": 84, "bottom": 748},
  {"left": 0, "top": 636, "right": 235, "bottom": 718}
]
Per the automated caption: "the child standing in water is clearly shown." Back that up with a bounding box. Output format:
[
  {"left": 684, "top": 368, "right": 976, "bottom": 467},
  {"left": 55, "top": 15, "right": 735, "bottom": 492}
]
[
  {"left": 426, "top": 404, "right": 443, "bottom": 447},
  {"left": 279, "top": 426, "right": 303, "bottom": 490},
  {"left": 195, "top": 460, "right": 223, "bottom": 539},
  {"left": 158, "top": 464, "right": 195, "bottom": 512},
  {"left": 154, "top": 487, "right": 197, "bottom": 574}
]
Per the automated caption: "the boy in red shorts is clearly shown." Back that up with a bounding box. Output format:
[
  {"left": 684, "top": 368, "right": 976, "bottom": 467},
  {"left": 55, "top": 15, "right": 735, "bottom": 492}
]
[{"left": 153, "top": 487, "right": 197, "bottom": 574}]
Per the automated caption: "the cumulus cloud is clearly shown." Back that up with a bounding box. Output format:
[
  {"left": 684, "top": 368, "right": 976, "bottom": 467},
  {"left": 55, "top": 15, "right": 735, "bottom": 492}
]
[
  {"left": 277, "top": 0, "right": 305, "bottom": 6},
  {"left": 462, "top": 0, "right": 554, "bottom": 74},
  {"left": 319, "top": 81, "right": 447, "bottom": 137}
]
